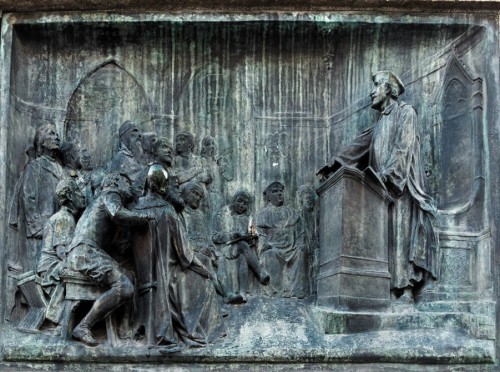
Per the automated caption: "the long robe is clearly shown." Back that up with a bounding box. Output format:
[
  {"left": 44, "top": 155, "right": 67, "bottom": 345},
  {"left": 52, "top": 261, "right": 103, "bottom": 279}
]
[
  {"left": 212, "top": 206, "right": 258, "bottom": 294},
  {"left": 6, "top": 155, "right": 63, "bottom": 321},
  {"left": 133, "top": 194, "right": 225, "bottom": 347},
  {"left": 335, "top": 101, "right": 438, "bottom": 289},
  {"left": 9, "top": 156, "right": 64, "bottom": 271},
  {"left": 256, "top": 204, "right": 309, "bottom": 298}
]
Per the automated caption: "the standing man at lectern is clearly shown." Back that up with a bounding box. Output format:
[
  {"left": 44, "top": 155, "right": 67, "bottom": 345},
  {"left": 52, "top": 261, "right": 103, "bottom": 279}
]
[{"left": 318, "top": 71, "right": 438, "bottom": 304}]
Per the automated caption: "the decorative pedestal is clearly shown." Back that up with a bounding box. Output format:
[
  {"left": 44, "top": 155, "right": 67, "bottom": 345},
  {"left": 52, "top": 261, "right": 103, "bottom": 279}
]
[{"left": 316, "top": 166, "right": 393, "bottom": 311}]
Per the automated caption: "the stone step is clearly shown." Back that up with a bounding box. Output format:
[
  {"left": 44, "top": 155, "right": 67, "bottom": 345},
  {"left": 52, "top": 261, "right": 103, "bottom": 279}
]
[{"left": 315, "top": 307, "right": 495, "bottom": 340}]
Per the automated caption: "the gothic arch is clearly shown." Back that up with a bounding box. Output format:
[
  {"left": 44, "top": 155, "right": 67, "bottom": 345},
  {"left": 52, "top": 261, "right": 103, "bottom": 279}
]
[
  {"left": 64, "top": 60, "right": 152, "bottom": 167},
  {"left": 437, "top": 55, "right": 484, "bottom": 214}
]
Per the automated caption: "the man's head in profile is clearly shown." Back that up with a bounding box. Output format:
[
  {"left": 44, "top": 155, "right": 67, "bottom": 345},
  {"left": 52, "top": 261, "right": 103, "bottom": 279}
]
[
  {"left": 34, "top": 123, "right": 61, "bottom": 157},
  {"left": 370, "top": 71, "right": 405, "bottom": 112},
  {"left": 119, "top": 121, "right": 143, "bottom": 158},
  {"left": 102, "top": 172, "right": 134, "bottom": 202},
  {"left": 56, "top": 178, "right": 86, "bottom": 216}
]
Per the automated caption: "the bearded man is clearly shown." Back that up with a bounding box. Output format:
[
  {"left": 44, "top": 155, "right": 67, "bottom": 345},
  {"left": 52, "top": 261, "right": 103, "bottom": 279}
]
[{"left": 109, "top": 121, "right": 147, "bottom": 200}]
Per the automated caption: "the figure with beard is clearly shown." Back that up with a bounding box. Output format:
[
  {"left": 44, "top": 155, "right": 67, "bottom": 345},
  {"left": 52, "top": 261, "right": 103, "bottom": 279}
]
[
  {"left": 212, "top": 191, "right": 269, "bottom": 299},
  {"left": 79, "top": 147, "right": 106, "bottom": 201},
  {"left": 36, "top": 179, "right": 86, "bottom": 326},
  {"left": 132, "top": 165, "right": 225, "bottom": 350},
  {"left": 108, "top": 122, "right": 149, "bottom": 259},
  {"left": 153, "top": 137, "right": 175, "bottom": 173},
  {"left": 109, "top": 121, "right": 148, "bottom": 201},
  {"left": 181, "top": 181, "right": 244, "bottom": 304},
  {"left": 256, "top": 182, "right": 309, "bottom": 299},
  {"left": 65, "top": 173, "right": 152, "bottom": 346},
  {"left": 317, "top": 71, "right": 438, "bottom": 303}
]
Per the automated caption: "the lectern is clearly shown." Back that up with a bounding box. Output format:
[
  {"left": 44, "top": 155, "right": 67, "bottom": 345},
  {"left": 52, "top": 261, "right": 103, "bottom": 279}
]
[{"left": 316, "top": 165, "right": 393, "bottom": 310}]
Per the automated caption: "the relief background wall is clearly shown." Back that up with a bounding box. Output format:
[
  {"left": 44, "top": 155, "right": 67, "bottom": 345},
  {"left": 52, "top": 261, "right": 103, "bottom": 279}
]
[{"left": 0, "top": 4, "right": 500, "bottom": 369}]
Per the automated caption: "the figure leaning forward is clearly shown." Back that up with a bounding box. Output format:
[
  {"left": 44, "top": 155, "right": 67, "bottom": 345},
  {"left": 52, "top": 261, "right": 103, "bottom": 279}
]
[
  {"left": 318, "top": 71, "right": 439, "bottom": 303},
  {"left": 65, "top": 172, "right": 153, "bottom": 346}
]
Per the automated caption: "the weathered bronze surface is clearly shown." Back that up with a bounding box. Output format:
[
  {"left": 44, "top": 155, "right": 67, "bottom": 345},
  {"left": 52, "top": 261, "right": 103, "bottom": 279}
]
[{"left": 0, "top": 9, "right": 499, "bottom": 370}]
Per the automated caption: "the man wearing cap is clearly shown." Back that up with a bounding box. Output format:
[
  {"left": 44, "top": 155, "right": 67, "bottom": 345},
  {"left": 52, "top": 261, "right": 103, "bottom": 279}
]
[
  {"left": 318, "top": 71, "right": 438, "bottom": 303},
  {"left": 109, "top": 121, "right": 147, "bottom": 200}
]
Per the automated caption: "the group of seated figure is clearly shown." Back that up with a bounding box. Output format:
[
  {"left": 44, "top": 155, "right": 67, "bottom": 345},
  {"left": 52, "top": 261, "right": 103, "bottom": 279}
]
[
  {"left": 8, "top": 70, "right": 440, "bottom": 352},
  {"left": 9, "top": 120, "right": 318, "bottom": 351}
]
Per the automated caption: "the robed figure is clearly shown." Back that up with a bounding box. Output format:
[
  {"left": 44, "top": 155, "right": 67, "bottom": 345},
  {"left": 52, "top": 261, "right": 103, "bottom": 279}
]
[
  {"left": 256, "top": 182, "right": 309, "bottom": 299},
  {"left": 9, "top": 124, "right": 64, "bottom": 273},
  {"left": 318, "top": 71, "right": 438, "bottom": 302},
  {"left": 132, "top": 165, "right": 225, "bottom": 350}
]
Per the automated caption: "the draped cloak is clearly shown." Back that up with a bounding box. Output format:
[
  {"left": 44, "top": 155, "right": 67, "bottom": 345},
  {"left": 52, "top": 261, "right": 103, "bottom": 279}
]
[
  {"left": 335, "top": 101, "right": 438, "bottom": 289},
  {"left": 9, "top": 156, "right": 64, "bottom": 267},
  {"left": 133, "top": 194, "right": 225, "bottom": 347},
  {"left": 256, "top": 204, "right": 309, "bottom": 298}
]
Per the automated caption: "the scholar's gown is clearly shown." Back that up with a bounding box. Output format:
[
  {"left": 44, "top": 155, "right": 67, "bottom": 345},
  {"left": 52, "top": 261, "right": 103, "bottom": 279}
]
[
  {"left": 336, "top": 101, "right": 438, "bottom": 289},
  {"left": 133, "top": 194, "right": 225, "bottom": 347},
  {"left": 256, "top": 204, "right": 309, "bottom": 298}
]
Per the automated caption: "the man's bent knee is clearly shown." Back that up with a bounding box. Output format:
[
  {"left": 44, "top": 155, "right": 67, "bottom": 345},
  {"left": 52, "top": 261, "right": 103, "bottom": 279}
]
[
  {"left": 118, "top": 275, "right": 134, "bottom": 300},
  {"left": 107, "top": 268, "right": 134, "bottom": 300}
]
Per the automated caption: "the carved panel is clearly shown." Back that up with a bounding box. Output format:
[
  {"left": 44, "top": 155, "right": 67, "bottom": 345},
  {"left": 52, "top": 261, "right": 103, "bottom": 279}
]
[
  {"left": 439, "top": 56, "right": 483, "bottom": 212},
  {"left": 439, "top": 248, "right": 471, "bottom": 286},
  {"left": 64, "top": 61, "right": 152, "bottom": 167},
  {"left": 0, "top": 14, "right": 497, "bottom": 365}
]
